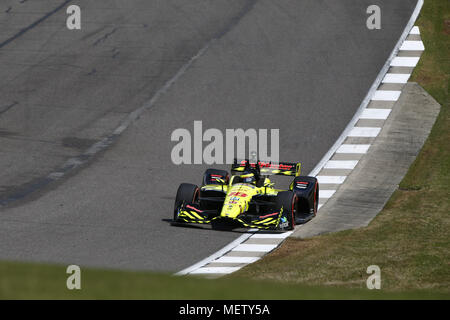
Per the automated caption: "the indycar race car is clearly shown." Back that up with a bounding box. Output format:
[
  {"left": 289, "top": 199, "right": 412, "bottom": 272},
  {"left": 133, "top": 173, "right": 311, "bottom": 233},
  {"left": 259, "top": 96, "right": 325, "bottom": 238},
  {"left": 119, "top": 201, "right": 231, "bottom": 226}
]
[{"left": 172, "top": 159, "right": 319, "bottom": 231}]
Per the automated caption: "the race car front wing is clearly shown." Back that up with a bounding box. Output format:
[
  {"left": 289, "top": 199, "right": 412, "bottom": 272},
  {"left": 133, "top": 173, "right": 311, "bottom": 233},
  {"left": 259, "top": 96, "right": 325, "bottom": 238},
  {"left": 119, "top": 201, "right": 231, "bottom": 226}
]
[{"left": 174, "top": 202, "right": 285, "bottom": 230}]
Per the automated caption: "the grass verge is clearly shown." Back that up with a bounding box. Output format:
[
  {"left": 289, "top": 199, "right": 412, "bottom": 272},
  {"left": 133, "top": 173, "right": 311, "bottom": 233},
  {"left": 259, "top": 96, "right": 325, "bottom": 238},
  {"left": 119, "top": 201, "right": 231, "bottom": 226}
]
[
  {"left": 0, "top": 260, "right": 446, "bottom": 299},
  {"left": 231, "top": 0, "right": 449, "bottom": 294}
]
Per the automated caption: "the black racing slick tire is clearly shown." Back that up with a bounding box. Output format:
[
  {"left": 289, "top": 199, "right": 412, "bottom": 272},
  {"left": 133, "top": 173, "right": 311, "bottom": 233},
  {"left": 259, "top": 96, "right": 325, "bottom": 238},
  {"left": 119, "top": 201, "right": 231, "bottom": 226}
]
[
  {"left": 313, "top": 181, "right": 319, "bottom": 216},
  {"left": 291, "top": 176, "right": 319, "bottom": 216},
  {"left": 276, "top": 191, "right": 297, "bottom": 231},
  {"left": 173, "top": 183, "right": 199, "bottom": 221}
]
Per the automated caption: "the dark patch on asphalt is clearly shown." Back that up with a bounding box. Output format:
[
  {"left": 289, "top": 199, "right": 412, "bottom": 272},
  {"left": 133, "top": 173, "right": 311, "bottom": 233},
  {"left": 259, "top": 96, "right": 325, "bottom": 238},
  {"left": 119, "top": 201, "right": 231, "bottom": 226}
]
[
  {"left": 111, "top": 48, "right": 120, "bottom": 59},
  {"left": 213, "top": 0, "right": 258, "bottom": 40},
  {"left": 87, "top": 68, "right": 97, "bottom": 76},
  {"left": 62, "top": 137, "right": 98, "bottom": 151},
  {"left": 0, "top": 134, "right": 120, "bottom": 209},
  {"left": 0, "top": 0, "right": 73, "bottom": 49},
  {"left": 0, "top": 101, "right": 18, "bottom": 115},
  {"left": 0, "top": 129, "right": 17, "bottom": 137},
  {"left": 93, "top": 28, "right": 118, "bottom": 46},
  {"left": 81, "top": 25, "right": 109, "bottom": 41},
  {"left": 0, "top": 176, "right": 53, "bottom": 207}
]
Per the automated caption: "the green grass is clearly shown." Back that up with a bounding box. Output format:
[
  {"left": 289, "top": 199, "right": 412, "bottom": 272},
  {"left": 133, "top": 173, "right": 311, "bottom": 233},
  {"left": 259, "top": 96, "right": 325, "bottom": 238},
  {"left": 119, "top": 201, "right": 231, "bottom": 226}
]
[
  {"left": 231, "top": 0, "right": 449, "bottom": 294},
  {"left": 410, "top": 0, "right": 449, "bottom": 106},
  {"left": 0, "top": 260, "right": 446, "bottom": 299}
]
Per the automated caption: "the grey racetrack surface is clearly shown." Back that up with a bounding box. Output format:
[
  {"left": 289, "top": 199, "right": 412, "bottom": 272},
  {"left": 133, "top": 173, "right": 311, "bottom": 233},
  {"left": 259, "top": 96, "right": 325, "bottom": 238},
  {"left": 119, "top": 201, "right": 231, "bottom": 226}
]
[{"left": 0, "top": 0, "right": 417, "bottom": 271}]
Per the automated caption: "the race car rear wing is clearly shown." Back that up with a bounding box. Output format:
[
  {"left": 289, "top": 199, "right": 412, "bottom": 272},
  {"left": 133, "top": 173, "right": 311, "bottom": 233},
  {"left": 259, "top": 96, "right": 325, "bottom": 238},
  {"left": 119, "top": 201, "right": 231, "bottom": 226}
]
[{"left": 231, "top": 159, "right": 301, "bottom": 177}]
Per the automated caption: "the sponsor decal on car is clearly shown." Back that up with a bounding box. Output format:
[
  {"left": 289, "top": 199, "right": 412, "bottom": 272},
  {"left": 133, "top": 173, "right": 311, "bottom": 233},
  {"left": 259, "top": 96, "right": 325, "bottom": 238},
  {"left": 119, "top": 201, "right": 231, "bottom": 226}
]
[
  {"left": 295, "top": 181, "right": 308, "bottom": 189},
  {"left": 279, "top": 216, "right": 288, "bottom": 228}
]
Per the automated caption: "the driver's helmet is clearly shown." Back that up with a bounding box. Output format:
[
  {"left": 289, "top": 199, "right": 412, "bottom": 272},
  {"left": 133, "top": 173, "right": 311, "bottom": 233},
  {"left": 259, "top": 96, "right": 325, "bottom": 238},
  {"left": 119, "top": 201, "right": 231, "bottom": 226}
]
[{"left": 240, "top": 173, "right": 256, "bottom": 184}]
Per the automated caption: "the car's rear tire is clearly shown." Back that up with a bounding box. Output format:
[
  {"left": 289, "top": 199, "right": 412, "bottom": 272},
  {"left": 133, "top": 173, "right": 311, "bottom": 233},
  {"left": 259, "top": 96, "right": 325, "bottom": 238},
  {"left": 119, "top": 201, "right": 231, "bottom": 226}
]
[
  {"left": 276, "top": 191, "right": 297, "bottom": 231},
  {"left": 174, "top": 183, "right": 199, "bottom": 221},
  {"left": 202, "top": 169, "right": 229, "bottom": 186},
  {"left": 291, "top": 176, "right": 319, "bottom": 216},
  {"left": 313, "top": 181, "right": 319, "bottom": 216}
]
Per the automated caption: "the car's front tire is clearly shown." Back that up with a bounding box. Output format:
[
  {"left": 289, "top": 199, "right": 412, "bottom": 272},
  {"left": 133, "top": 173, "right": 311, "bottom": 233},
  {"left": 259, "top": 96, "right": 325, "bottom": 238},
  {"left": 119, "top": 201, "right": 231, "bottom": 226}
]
[
  {"left": 173, "top": 183, "right": 199, "bottom": 221},
  {"left": 276, "top": 191, "right": 297, "bottom": 231}
]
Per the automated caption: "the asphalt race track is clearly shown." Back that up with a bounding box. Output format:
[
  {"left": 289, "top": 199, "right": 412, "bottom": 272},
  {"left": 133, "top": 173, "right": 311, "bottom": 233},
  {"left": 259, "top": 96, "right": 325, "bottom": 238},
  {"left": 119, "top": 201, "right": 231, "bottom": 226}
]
[{"left": 0, "top": 0, "right": 417, "bottom": 271}]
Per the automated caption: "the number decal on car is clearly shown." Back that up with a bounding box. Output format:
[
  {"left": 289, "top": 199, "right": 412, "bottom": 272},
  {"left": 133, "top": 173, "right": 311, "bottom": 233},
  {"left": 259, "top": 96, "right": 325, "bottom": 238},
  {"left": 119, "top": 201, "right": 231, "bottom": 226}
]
[{"left": 229, "top": 192, "right": 247, "bottom": 197}]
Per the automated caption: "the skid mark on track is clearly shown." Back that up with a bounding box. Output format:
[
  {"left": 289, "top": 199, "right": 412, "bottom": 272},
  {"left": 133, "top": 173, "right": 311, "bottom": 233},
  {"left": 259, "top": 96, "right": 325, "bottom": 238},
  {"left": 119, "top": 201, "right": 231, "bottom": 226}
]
[
  {"left": 0, "top": 101, "right": 18, "bottom": 115},
  {"left": 0, "top": 0, "right": 73, "bottom": 49},
  {"left": 93, "top": 28, "right": 118, "bottom": 47}
]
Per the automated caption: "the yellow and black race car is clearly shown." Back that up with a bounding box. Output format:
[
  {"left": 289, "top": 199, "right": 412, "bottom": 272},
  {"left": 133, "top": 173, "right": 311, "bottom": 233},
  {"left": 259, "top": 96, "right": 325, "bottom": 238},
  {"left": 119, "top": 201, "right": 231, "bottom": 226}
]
[{"left": 172, "top": 159, "right": 319, "bottom": 231}]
